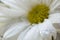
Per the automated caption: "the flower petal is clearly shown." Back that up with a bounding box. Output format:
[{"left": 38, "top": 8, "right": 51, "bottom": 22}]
[
  {"left": 3, "top": 21, "right": 30, "bottom": 39},
  {"left": 49, "top": 13, "right": 60, "bottom": 23},
  {"left": 17, "top": 26, "right": 32, "bottom": 40},
  {"left": 42, "top": 0, "right": 52, "bottom": 6},
  {"left": 1, "top": 0, "right": 19, "bottom": 8},
  {"left": 23, "top": 25, "right": 40, "bottom": 40},
  {"left": 0, "top": 17, "right": 11, "bottom": 22},
  {"left": 50, "top": 3, "right": 60, "bottom": 12},
  {"left": 16, "top": 0, "right": 31, "bottom": 8},
  {"left": 50, "top": 0, "right": 58, "bottom": 7},
  {"left": 1, "top": 0, "right": 31, "bottom": 10},
  {"left": 50, "top": 0, "right": 60, "bottom": 11},
  {"left": 0, "top": 6, "right": 26, "bottom": 18},
  {"left": 38, "top": 19, "right": 57, "bottom": 40},
  {"left": 0, "top": 22, "right": 8, "bottom": 27}
]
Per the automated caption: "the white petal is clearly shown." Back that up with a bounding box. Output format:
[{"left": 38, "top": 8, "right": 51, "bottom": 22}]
[
  {"left": 0, "top": 13, "right": 12, "bottom": 22},
  {"left": 1, "top": 0, "right": 19, "bottom": 9},
  {"left": 42, "top": 0, "right": 52, "bottom": 6},
  {"left": 0, "top": 13, "right": 11, "bottom": 27},
  {"left": 0, "top": 1, "right": 7, "bottom": 7},
  {"left": 3, "top": 21, "right": 30, "bottom": 39},
  {"left": 49, "top": 13, "right": 60, "bottom": 23},
  {"left": 0, "top": 12, "right": 6, "bottom": 16},
  {"left": 0, "top": 22, "right": 8, "bottom": 27},
  {"left": 29, "top": 0, "right": 40, "bottom": 5},
  {"left": 3, "top": 0, "right": 32, "bottom": 10},
  {"left": 15, "top": 0, "right": 31, "bottom": 9},
  {"left": 50, "top": 0, "right": 58, "bottom": 7},
  {"left": 0, "top": 17, "right": 11, "bottom": 22},
  {"left": 0, "top": 17, "right": 9, "bottom": 22},
  {"left": 38, "top": 19, "right": 57, "bottom": 40},
  {"left": 23, "top": 25, "right": 40, "bottom": 40},
  {"left": 17, "top": 26, "right": 32, "bottom": 40},
  {"left": 38, "top": 19, "right": 56, "bottom": 32},
  {"left": 0, "top": 6, "right": 26, "bottom": 18},
  {"left": 50, "top": 0, "right": 60, "bottom": 11},
  {"left": 50, "top": 2, "right": 60, "bottom": 12}
]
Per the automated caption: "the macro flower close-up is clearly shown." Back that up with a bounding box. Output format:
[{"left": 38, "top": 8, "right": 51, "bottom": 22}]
[{"left": 0, "top": 0, "right": 60, "bottom": 40}]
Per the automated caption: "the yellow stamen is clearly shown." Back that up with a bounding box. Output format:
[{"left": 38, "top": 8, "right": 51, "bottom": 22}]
[{"left": 27, "top": 4, "right": 50, "bottom": 24}]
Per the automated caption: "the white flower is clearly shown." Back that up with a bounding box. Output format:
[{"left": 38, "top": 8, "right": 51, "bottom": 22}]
[{"left": 0, "top": 0, "right": 60, "bottom": 40}]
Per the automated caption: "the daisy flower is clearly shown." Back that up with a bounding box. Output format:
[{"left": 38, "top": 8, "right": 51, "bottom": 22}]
[{"left": 0, "top": 0, "right": 60, "bottom": 40}]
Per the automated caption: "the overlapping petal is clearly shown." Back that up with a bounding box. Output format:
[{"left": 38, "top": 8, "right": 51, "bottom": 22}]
[
  {"left": 38, "top": 19, "right": 56, "bottom": 40},
  {"left": 17, "top": 26, "right": 32, "bottom": 40},
  {"left": 23, "top": 26, "right": 40, "bottom": 40},
  {"left": 3, "top": 21, "right": 30, "bottom": 39},
  {"left": 49, "top": 13, "right": 60, "bottom": 23}
]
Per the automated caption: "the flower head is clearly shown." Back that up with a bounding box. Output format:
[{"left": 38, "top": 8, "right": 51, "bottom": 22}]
[{"left": 0, "top": 0, "right": 60, "bottom": 40}]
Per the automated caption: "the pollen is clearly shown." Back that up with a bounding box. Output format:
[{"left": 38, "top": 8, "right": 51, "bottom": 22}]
[{"left": 27, "top": 4, "right": 50, "bottom": 24}]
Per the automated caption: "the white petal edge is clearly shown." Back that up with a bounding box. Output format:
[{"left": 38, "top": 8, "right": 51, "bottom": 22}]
[
  {"left": 3, "top": 21, "right": 30, "bottom": 39},
  {"left": 38, "top": 19, "right": 57, "bottom": 40},
  {"left": 23, "top": 25, "right": 40, "bottom": 40},
  {"left": 17, "top": 26, "right": 32, "bottom": 40},
  {"left": 49, "top": 13, "right": 60, "bottom": 23}
]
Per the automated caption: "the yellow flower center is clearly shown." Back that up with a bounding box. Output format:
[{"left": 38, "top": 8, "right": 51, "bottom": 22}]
[{"left": 27, "top": 4, "right": 50, "bottom": 24}]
